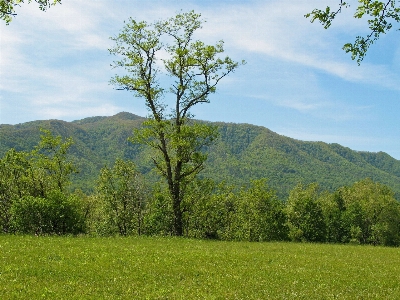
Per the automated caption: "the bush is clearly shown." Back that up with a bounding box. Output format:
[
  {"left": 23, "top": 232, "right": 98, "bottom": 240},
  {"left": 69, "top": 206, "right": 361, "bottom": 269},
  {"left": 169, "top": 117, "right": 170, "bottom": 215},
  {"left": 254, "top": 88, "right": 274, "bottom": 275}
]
[
  {"left": 286, "top": 183, "right": 326, "bottom": 242},
  {"left": 11, "top": 190, "right": 86, "bottom": 235},
  {"left": 143, "top": 191, "right": 174, "bottom": 236}
]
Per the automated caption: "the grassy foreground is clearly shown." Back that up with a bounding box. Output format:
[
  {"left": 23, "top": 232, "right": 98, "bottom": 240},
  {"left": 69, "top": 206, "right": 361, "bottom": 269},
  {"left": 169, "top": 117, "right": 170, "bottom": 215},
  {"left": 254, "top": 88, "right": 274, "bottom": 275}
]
[{"left": 1, "top": 236, "right": 400, "bottom": 299}]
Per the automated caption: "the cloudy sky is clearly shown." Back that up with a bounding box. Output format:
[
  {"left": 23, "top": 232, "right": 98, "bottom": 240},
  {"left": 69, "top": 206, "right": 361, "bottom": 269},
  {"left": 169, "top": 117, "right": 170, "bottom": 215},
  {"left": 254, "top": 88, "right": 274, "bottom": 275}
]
[{"left": 1, "top": 0, "right": 399, "bottom": 159}]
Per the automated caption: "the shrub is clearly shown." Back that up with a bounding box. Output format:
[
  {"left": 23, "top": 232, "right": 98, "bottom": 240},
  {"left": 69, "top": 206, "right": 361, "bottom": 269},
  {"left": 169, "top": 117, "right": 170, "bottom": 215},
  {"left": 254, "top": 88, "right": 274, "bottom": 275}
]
[{"left": 11, "top": 190, "right": 86, "bottom": 235}]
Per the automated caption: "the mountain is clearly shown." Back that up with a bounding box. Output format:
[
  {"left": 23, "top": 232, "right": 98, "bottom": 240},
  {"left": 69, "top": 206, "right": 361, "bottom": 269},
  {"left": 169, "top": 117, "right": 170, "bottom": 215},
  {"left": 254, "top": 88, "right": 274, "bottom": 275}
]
[{"left": 1, "top": 112, "right": 400, "bottom": 200}]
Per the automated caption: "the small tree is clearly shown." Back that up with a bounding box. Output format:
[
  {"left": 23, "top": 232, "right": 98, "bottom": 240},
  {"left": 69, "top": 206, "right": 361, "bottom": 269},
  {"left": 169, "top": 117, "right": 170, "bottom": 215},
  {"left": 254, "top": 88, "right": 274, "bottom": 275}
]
[
  {"left": 1, "top": 130, "right": 85, "bottom": 235},
  {"left": 286, "top": 183, "right": 326, "bottom": 242},
  {"left": 182, "top": 178, "right": 224, "bottom": 239},
  {"left": 11, "top": 191, "right": 86, "bottom": 235},
  {"left": 97, "top": 159, "right": 146, "bottom": 236},
  {"left": 340, "top": 178, "right": 400, "bottom": 246},
  {"left": 0, "top": 149, "right": 31, "bottom": 232},
  {"left": 233, "top": 179, "right": 287, "bottom": 242},
  {"left": 318, "top": 191, "right": 350, "bottom": 243},
  {"left": 184, "top": 181, "right": 237, "bottom": 240},
  {"left": 109, "top": 11, "right": 244, "bottom": 236},
  {"left": 29, "top": 129, "right": 77, "bottom": 197},
  {"left": 142, "top": 187, "right": 174, "bottom": 236}
]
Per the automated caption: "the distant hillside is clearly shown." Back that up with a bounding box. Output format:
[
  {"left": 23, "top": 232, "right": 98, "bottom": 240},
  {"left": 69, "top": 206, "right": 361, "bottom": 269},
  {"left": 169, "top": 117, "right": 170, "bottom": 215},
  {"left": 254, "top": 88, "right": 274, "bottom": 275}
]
[{"left": 1, "top": 112, "right": 400, "bottom": 199}]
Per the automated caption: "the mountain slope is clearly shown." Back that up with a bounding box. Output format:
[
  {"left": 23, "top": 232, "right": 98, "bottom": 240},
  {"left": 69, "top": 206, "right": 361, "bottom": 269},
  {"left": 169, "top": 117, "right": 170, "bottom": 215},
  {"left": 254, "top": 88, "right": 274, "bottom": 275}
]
[{"left": 1, "top": 112, "right": 399, "bottom": 199}]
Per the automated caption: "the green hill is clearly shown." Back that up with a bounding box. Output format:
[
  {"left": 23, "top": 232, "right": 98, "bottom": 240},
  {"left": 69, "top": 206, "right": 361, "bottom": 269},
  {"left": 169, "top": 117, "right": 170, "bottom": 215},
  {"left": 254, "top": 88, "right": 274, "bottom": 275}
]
[{"left": 1, "top": 112, "right": 400, "bottom": 199}]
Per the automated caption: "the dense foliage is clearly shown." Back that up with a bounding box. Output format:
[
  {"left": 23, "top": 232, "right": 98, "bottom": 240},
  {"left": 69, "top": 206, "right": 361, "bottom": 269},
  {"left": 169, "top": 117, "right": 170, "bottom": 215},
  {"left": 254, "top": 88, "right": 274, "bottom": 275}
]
[
  {"left": 1, "top": 129, "right": 400, "bottom": 246},
  {"left": 1, "top": 113, "right": 400, "bottom": 200},
  {"left": 96, "top": 158, "right": 146, "bottom": 236},
  {"left": 0, "top": 130, "right": 85, "bottom": 234}
]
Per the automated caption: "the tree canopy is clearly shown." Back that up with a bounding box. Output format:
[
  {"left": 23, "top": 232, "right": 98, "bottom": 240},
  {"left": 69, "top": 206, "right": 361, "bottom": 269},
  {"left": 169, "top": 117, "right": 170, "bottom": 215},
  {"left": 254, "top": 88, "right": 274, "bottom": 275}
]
[
  {"left": 1, "top": 0, "right": 61, "bottom": 24},
  {"left": 306, "top": 0, "right": 400, "bottom": 63}
]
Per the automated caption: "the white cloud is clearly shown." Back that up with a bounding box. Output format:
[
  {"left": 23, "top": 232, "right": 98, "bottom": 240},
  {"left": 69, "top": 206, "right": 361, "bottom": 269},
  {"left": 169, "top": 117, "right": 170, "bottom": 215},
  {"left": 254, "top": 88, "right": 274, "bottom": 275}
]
[
  {"left": 276, "top": 127, "right": 387, "bottom": 148},
  {"left": 1, "top": 0, "right": 399, "bottom": 120},
  {"left": 281, "top": 99, "right": 329, "bottom": 113},
  {"left": 195, "top": 0, "right": 400, "bottom": 90},
  {"left": 0, "top": 1, "right": 120, "bottom": 123},
  {"left": 249, "top": 93, "right": 372, "bottom": 122},
  {"left": 10, "top": 1, "right": 112, "bottom": 50},
  {"left": 39, "top": 103, "right": 122, "bottom": 120}
]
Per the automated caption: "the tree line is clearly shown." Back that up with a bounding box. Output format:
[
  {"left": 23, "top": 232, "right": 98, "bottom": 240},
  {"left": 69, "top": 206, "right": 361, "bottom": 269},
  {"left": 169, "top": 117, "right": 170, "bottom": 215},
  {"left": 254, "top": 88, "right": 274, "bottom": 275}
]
[{"left": 1, "top": 130, "right": 400, "bottom": 247}]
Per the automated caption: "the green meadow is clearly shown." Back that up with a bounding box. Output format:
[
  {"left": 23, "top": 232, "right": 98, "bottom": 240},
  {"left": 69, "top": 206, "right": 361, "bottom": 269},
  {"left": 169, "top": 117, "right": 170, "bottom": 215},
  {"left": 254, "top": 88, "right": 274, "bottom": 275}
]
[{"left": 1, "top": 236, "right": 400, "bottom": 299}]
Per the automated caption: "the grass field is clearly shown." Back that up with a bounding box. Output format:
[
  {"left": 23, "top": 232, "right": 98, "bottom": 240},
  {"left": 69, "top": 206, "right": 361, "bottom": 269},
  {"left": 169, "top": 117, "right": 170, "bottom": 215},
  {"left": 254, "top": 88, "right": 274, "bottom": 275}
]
[{"left": 1, "top": 236, "right": 400, "bottom": 299}]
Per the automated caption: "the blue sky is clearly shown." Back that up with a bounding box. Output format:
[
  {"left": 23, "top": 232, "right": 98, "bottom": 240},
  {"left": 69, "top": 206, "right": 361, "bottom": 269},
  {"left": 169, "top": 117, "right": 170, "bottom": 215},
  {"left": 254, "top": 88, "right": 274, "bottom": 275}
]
[{"left": 1, "top": 0, "right": 399, "bottom": 159}]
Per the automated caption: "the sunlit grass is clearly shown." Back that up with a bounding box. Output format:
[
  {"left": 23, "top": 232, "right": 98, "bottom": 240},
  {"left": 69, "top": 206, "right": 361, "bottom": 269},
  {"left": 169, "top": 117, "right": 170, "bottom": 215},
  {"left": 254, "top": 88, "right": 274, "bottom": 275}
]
[{"left": 1, "top": 235, "right": 400, "bottom": 299}]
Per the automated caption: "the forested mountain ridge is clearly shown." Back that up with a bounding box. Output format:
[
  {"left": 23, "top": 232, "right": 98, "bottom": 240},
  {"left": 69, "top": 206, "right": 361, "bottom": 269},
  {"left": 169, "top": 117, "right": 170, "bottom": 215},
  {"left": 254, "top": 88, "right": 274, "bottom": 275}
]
[{"left": 1, "top": 112, "right": 399, "bottom": 199}]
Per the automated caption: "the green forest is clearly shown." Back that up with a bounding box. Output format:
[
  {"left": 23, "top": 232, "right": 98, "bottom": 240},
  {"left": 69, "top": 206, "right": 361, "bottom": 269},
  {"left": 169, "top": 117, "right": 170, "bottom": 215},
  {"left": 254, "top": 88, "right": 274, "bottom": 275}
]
[
  {"left": 1, "top": 117, "right": 400, "bottom": 246},
  {"left": 1, "top": 112, "right": 400, "bottom": 199}
]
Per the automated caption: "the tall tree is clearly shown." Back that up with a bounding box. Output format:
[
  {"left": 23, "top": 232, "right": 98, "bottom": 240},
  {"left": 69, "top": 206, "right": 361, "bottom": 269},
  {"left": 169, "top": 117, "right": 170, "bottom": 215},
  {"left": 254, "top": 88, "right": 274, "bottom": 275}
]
[
  {"left": 1, "top": 0, "right": 61, "bottom": 24},
  {"left": 306, "top": 0, "right": 400, "bottom": 63},
  {"left": 109, "top": 11, "right": 243, "bottom": 236}
]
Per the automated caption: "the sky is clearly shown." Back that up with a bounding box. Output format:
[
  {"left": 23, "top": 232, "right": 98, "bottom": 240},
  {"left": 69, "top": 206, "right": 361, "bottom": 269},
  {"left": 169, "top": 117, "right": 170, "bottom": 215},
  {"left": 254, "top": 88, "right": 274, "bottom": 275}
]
[{"left": 1, "top": 0, "right": 399, "bottom": 159}]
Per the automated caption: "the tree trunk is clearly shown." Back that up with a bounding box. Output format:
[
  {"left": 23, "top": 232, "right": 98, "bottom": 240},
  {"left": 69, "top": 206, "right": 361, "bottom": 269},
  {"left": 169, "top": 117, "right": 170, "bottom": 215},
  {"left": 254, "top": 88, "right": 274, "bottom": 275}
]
[{"left": 172, "top": 186, "right": 183, "bottom": 236}]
